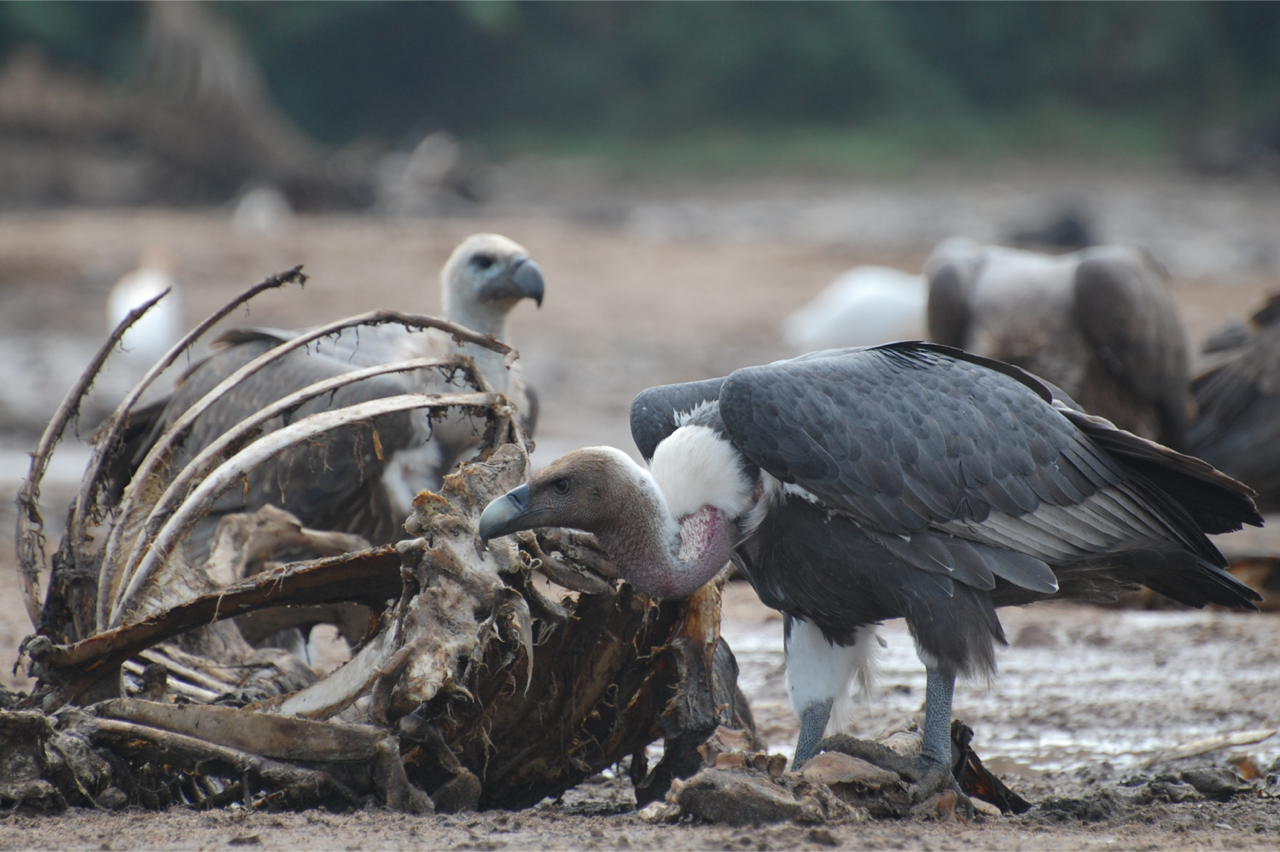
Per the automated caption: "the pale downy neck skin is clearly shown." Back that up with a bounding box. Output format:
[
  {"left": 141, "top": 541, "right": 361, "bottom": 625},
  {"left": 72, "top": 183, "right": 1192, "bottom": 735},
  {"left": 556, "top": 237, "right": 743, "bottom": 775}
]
[
  {"left": 595, "top": 453, "right": 742, "bottom": 599},
  {"left": 444, "top": 297, "right": 515, "bottom": 394},
  {"left": 605, "top": 427, "right": 759, "bottom": 599}
]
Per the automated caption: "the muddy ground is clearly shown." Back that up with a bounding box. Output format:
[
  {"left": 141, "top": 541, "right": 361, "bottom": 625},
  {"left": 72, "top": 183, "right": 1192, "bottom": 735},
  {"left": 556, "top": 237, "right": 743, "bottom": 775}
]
[{"left": 2, "top": 160, "right": 1280, "bottom": 848}]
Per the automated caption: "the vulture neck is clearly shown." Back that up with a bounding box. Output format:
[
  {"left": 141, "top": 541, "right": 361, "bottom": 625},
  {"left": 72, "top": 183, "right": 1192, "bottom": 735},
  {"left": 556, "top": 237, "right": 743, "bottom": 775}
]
[
  {"left": 595, "top": 459, "right": 739, "bottom": 600},
  {"left": 444, "top": 298, "right": 513, "bottom": 393}
]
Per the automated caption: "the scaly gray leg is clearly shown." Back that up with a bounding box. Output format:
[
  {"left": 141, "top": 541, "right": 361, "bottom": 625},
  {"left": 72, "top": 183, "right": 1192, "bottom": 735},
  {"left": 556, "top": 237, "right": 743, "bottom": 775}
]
[
  {"left": 792, "top": 698, "right": 833, "bottom": 769},
  {"left": 817, "top": 667, "right": 973, "bottom": 816}
]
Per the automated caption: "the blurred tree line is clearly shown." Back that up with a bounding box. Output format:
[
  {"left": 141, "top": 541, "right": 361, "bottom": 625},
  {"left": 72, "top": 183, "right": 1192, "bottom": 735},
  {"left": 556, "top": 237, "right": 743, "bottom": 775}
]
[{"left": 2, "top": 1, "right": 1278, "bottom": 158}]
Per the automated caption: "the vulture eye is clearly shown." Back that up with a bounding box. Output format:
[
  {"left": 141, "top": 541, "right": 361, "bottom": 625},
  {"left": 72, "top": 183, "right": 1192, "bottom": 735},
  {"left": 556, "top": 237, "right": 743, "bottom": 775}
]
[
  {"left": 553, "top": 478, "right": 571, "bottom": 495},
  {"left": 471, "top": 254, "right": 495, "bottom": 270}
]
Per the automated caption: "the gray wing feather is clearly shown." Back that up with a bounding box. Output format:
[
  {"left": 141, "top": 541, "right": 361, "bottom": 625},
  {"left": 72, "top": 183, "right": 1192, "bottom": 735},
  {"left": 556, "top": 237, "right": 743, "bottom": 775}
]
[{"left": 718, "top": 343, "right": 1230, "bottom": 595}]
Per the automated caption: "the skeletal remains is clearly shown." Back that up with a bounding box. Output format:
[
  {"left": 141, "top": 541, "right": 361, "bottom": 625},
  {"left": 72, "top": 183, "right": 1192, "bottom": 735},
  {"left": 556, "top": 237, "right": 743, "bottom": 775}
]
[{"left": 4, "top": 266, "right": 753, "bottom": 813}]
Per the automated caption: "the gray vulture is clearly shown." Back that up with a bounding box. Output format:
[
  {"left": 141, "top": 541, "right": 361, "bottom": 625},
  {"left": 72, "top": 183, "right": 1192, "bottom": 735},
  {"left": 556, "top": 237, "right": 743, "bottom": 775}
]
[
  {"left": 124, "top": 233, "right": 543, "bottom": 564},
  {"left": 1189, "top": 293, "right": 1280, "bottom": 512},
  {"left": 478, "top": 343, "right": 1261, "bottom": 808},
  {"left": 926, "top": 238, "right": 1192, "bottom": 450}
]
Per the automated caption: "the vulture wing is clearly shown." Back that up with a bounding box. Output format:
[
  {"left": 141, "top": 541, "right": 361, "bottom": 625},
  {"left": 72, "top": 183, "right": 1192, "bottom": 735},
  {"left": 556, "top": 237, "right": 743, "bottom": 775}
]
[
  {"left": 630, "top": 377, "right": 728, "bottom": 461},
  {"left": 1072, "top": 249, "right": 1191, "bottom": 448},
  {"left": 1190, "top": 310, "right": 1280, "bottom": 512},
  {"left": 718, "top": 343, "right": 1238, "bottom": 595}
]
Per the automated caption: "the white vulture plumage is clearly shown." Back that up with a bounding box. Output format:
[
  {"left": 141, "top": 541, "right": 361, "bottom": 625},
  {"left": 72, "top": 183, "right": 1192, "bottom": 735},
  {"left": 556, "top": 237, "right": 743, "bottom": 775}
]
[
  {"left": 1189, "top": 293, "right": 1280, "bottom": 512},
  {"left": 107, "top": 247, "right": 184, "bottom": 368},
  {"left": 925, "top": 238, "right": 1192, "bottom": 451},
  {"left": 478, "top": 343, "right": 1261, "bottom": 810},
  {"left": 781, "top": 266, "right": 926, "bottom": 351},
  {"left": 119, "top": 233, "right": 543, "bottom": 565}
]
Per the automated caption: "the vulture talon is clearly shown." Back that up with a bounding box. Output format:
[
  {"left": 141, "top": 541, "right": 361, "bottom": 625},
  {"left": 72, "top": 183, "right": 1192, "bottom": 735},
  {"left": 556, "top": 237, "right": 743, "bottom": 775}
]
[{"left": 907, "top": 758, "right": 974, "bottom": 818}]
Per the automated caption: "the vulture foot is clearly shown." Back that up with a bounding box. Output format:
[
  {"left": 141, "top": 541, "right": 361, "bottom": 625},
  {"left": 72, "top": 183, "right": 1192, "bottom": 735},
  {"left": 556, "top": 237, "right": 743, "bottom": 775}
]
[{"left": 816, "top": 734, "right": 974, "bottom": 819}]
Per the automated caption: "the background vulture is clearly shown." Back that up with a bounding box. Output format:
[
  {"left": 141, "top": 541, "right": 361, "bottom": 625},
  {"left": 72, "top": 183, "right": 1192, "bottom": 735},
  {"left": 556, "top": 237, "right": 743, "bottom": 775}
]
[
  {"left": 781, "top": 265, "right": 926, "bottom": 351},
  {"left": 1189, "top": 293, "right": 1280, "bottom": 512},
  {"left": 118, "top": 233, "right": 543, "bottom": 567},
  {"left": 479, "top": 342, "right": 1261, "bottom": 809},
  {"left": 925, "top": 238, "right": 1192, "bottom": 450}
]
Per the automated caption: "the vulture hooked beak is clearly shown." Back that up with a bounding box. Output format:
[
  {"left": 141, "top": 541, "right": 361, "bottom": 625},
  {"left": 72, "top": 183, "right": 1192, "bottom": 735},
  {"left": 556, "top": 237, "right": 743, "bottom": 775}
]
[
  {"left": 480, "top": 256, "right": 545, "bottom": 307},
  {"left": 478, "top": 483, "right": 532, "bottom": 542}
]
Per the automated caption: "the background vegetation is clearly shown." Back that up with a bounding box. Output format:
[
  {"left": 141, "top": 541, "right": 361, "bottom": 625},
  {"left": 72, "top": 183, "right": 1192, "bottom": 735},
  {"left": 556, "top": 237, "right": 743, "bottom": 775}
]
[{"left": 2, "top": 1, "right": 1279, "bottom": 171}]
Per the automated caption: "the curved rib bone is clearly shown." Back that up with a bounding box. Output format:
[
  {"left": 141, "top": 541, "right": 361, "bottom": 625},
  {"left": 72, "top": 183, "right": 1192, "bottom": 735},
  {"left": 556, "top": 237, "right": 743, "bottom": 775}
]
[
  {"left": 69, "top": 268, "right": 306, "bottom": 587},
  {"left": 15, "top": 289, "right": 173, "bottom": 629},
  {"left": 97, "top": 310, "right": 511, "bottom": 629},
  {"left": 110, "top": 355, "right": 472, "bottom": 608},
  {"left": 110, "top": 391, "right": 500, "bottom": 627}
]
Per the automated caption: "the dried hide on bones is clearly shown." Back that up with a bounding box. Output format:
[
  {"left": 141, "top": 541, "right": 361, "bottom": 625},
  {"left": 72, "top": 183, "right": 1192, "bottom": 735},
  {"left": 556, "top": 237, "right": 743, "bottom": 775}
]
[{"left": 7, "top": 267, "right": 755, "bottom": 813}]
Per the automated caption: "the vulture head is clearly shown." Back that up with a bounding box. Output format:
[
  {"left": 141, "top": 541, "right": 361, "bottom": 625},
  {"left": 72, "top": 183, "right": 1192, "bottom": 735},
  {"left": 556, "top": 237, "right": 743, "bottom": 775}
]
[
  {"left": 441, "top": 234, "right": 544, "bottom": 338},
  {"left": 479, "top": 442, "right": 747, "bottom": 600}
]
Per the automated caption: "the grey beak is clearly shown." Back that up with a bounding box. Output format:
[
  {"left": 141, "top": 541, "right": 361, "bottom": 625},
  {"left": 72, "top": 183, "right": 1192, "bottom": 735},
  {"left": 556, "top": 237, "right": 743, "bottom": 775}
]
[
  {"left": 478, "top": 483, "right": 531, "bottom": 542},
  {"left": 477, "top": 256, "right": 545, "bottom": 307},
  {"left": 511, "top": 257, "right": 544, "bottom": 307}
]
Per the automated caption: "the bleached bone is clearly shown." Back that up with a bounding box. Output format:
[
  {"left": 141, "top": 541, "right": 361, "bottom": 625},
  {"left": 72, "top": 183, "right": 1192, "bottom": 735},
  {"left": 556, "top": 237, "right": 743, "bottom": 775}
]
[
  {"left": 110, "top": 391, "right": 500, "bottom": 627},
  {"left": 15, "top": 287, "right": 181, "bottom": 629},
  {"left": 66, "top": 267, "right": 306, "bottom": 618},
  {"left": 112, "top": 354, "right": 469, "bottom": 594},
  {"left": 203, "top": 504, "right": 373, "bottom": 587},
  {"left": 97, "top": 310, "right": 511, "bottom": 629},
  {"left": 123, "top": 659, "right": 220, "bottom": 703}
]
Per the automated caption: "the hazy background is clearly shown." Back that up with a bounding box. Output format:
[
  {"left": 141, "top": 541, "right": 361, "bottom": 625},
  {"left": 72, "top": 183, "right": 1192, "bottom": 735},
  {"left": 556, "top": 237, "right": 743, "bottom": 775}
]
[{"left": 1, "top": 1, "right": 1279, "bottom": 208}]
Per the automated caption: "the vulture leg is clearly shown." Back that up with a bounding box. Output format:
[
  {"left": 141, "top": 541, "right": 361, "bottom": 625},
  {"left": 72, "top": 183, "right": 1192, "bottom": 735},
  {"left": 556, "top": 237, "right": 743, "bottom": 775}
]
[
  {"left": 785, "top": 617, "right": 873, "bottom": 769},
  {"left": 816, "top": 668, "right": 974, "bottom": 816},
  {"left": 911, "top": 668, "right": 974, "bottom": 814}
]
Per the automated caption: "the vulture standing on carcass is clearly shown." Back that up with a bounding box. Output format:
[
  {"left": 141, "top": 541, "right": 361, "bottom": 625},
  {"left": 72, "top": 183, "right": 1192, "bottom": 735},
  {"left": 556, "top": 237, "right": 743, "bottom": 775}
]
[
  {"left": 1189, "top": 293, "right": 1280, "bottom": 512},
  {"left": 478, "top": 343, "right": 1261, "bottom": 809},
  {"left": 123, "top": 233, "right": 543, "bottom": 565},
  {"left": 926, "top": 238, "right": 1192, "bottom": 450}
]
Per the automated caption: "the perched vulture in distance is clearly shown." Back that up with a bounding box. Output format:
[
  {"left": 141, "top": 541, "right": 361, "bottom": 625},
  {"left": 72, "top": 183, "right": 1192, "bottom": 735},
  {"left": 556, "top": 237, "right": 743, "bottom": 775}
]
[
  {"left": 926, "top": 238, "right": 1192, "bottom": 450},
  {"left": 1189, "top": 293, "right": 1280, "bottom": 512},
  {"left": 107, "top": 247, "right": 184, "bottom": 368},
  {"left": 123, "top": 233, "right": 543, "bottom": 566},
  {"left": 781, "top": 266, "right": 926, "bottom": 351},
  {"left": 478, "top": 343, "right": 1261, "bottom": 809}
]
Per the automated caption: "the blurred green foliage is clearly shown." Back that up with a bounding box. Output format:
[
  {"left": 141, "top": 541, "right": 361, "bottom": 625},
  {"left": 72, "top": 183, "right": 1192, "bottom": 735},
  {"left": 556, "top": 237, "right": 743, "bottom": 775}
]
[{"left": 2, "top": 1, "right": 1278, "bottom": 168}]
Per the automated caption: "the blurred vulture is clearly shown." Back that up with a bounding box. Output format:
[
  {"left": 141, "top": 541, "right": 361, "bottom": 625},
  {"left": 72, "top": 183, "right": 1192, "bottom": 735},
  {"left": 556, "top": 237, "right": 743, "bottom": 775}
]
[
  {"left": 122, "top": 233, "right": 543, "bottom": 565},
  {"left": 1189, "top": 293, "right": 1280, "bottom": 512},
  {"left": 781, "top": 266, "right": 926, "bottom": 351},
  {"left": 107, "top": 248, "right": 184, "bottom": 368},
  {"left": 926, "top": 238, "right": 1192, "bottom": 450}
]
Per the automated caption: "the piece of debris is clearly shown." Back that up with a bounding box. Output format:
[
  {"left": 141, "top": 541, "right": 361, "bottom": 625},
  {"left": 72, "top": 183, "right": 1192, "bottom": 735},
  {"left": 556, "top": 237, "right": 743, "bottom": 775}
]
[{"left": 1153, "top": 728, "right": 1277, "bottom": 763}]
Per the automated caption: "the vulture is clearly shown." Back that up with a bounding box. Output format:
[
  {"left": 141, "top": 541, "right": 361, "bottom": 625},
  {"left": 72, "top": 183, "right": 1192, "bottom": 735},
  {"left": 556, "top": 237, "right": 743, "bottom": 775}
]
[
  {"left": 478, "top": 343, "right": 1261, "bottom": 808},
  {"left": 926, "top": 238, "right": 1192, "bottom": 450},
  {"left": 107, "top": 247, "right": 184, "bottom": 368},
  {"left": 1189, "top": 293, "right": 1280, "bottom": 512},
  {"left": 126, "top": 233, "right": 543, "bottom": 564},
  {"left": 781, "top": 266, "right": 926, "bottom": 352}
]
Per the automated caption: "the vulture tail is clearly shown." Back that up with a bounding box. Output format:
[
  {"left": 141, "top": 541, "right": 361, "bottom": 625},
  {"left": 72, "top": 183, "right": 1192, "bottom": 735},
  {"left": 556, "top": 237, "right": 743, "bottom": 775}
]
[
  {"left": 1141, "top": 554, "right": 1262, "bottom": 610},
  {"left": 1059, "top": 408, "right": 1263, "bottom": 535}
]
